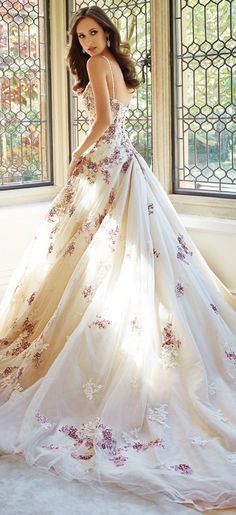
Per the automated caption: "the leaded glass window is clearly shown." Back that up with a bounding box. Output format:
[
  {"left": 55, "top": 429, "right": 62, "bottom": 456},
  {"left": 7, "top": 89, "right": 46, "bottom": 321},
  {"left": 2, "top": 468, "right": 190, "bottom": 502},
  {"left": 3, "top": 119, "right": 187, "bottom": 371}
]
[
  {"left": 0, "top": 0, "right": 52, "bottom": 190},
  {"left": 67, "top": 0, "right": 152, "bottom": 165},
  {"left": 171, "top": 0, "right": 236, "bottom": 196}
]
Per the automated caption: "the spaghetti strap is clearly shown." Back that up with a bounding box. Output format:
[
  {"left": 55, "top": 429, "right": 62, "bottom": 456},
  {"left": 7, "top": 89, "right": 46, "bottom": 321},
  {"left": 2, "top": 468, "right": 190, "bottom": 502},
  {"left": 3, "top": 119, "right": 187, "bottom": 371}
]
[{"left": 101, "top": 55, "right": 115, "bottom": 100}]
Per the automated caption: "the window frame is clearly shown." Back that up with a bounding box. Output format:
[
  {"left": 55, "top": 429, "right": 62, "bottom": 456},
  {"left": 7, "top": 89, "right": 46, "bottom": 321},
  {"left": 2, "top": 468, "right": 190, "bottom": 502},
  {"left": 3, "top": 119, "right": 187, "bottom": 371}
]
[
  {"left": 0, "top": 0, "right": 69, "bottom": 206},
  {"left": 152, "top": 0, "right": 236, "bottom": 220},
  {"left": 1, "top": 0, "right": 235, "bottom": 221}
]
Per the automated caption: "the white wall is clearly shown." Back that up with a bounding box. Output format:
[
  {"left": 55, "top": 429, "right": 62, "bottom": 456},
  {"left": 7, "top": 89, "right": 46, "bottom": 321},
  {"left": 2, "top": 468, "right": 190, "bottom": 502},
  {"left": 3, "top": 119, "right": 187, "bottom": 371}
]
[{"left": 0, "top": 203, "right": 236, "bottom": 302}]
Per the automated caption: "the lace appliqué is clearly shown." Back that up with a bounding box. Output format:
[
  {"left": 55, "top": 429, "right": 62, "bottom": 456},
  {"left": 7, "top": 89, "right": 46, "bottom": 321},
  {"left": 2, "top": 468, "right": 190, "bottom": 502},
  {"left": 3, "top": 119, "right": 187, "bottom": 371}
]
[
  {"left": 176, "top": 233, "right": 193, "bottom": 264},
  {"left": 36, "top": 412, "right": 165, "bottom": 467},
  {"left": 88, "top": 314, "right": 112, "bottom": 329},
  {"left": 225, "top": 349, "right": 236, "bottom": 366},
  {"left": 160, "top": 322, "right": 181, "bottom": 368},
  {"left": 175, "top": 282, "right": 184, "bottom": 297},
  {"left": 190, "top": 436, "right": 209, "bottom": 447},
  {"left": 228, "top": 453, "right": 236, "bottom": 465},
  {"left": 214, "top": 409, "right": 229, "bottom": 423},
  {"left": 208, "top": 382, "right": 217, "bottom": 396},
  {"left": 82, "top": 378, "right": 103, "bottom": 400},
  {"left": 168, "top": 463, "right": 193, "bottom": 475},
  {"left": 147, "top": 404, "right": 169, "bottom": 429},
  {"left": 82, "top": 285, "right": 95, "bottom": 304}
]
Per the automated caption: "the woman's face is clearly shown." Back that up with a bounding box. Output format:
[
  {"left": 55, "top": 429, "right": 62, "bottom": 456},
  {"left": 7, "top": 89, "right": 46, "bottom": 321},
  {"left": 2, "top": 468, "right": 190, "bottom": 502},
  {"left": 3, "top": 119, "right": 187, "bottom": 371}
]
[{"left": 76, "top": 17, "right": 108, "bottom": 57}]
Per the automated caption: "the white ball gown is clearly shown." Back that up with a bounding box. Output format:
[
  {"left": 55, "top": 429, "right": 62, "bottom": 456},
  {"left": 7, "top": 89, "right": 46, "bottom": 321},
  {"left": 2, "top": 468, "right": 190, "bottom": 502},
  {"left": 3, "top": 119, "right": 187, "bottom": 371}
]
[{"left": 0, "top": 56, "right": 236, "bottom": 512}]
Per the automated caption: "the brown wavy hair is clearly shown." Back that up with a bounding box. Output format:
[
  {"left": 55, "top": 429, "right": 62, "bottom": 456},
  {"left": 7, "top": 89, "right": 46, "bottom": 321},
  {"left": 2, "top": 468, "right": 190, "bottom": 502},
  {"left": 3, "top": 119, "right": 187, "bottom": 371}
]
[{"left": 66, "top": 5, "right": 141, "bottom": 95}]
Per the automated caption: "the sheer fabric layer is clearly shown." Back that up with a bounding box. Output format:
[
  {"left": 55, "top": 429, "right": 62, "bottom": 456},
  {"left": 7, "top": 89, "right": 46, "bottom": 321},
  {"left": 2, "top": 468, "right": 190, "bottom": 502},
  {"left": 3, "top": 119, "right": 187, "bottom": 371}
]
[{"left": 0, "top": 78, "right": 236, "bottom": 512}]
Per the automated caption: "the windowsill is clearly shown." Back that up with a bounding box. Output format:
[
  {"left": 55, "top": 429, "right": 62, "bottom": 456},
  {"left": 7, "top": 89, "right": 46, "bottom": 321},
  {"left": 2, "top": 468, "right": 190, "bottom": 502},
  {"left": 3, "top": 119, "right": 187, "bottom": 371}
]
[
  {"left": 0, "top": 185, "right": 61, "bottom": 207},
  {"left": 169, "top": 193, "right": 236, "bottom": 220}
]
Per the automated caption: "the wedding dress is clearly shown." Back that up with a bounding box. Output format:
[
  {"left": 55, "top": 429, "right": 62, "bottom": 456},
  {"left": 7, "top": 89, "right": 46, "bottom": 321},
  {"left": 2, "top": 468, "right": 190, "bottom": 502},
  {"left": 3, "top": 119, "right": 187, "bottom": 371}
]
[{"left": 1, "top": 56, "right": 236, "bottom": 512}]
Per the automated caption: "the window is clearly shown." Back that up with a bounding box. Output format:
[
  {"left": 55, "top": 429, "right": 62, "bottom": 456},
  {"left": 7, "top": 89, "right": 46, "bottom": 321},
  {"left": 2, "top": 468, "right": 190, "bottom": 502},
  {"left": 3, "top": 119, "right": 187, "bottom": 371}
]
[
  {"left": 0, "top": 0, "right": 53, "bottom": 190},
  {"left": 171, "top": 0, "right": 236, "bottom": 197},
  {"left": 67, "top": 0, "right": 152, "bottom": 165}
]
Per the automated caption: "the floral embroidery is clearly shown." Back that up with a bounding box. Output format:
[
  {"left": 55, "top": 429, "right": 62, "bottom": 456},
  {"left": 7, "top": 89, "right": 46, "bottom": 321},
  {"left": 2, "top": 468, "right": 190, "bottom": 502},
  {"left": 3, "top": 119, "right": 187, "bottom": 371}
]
[
  {"left": 82, "top": 285, "right": 94, "bottom": 303},
  {"left": 169, "top": 463, "right": 192, "bottom": 475},
  {"left": 121, "top": 427, "right": 140, "bottom": 445},
  {"left": 110, "top": 456, "right": 128, "bottom": 466},
  {"left": 63, "top": 241, "right": 76, "bottom": 257},
  {"left": 190, "top": 436, "right": 209, "bottom": 447},
  {"left": 68, "top": 205, "right": 75, "bottom": 217},
  {"left": 94, "top": 209, "right": 107, "bottom": 228},
  {"left": 175, "top": 282, "right": 184, "bottom": 297},
  {"left": 42, "top": 443, "right": 59, "bottom": 451},
  {"left": 121, "top": 158, "right": 132, "bottom": 173},
  {"left": 49, "top": 225, "right": 58, "bottom": 240},
  {"left": 176, "top": 233, "right": 193, "bottom": 264},
  {"left": 210, "top": 303, "right": 218, "bottom": 313},
  {"left": 23, "top": 317, "right": 39, "bottom": 335},
  {"left": 88, "top": 314, "right": 112, "bottom": 329},
  {"left": 225, "top": 349, "right": 236, "bottom": 366},
  {"left": 214, "top": 409, "right": 229, "bottom": 423},
  {"left": 27, "top": 292, "right": 36, "bottom": 305},
  {"left": 35, "top": 412, "right": 165, "bottom": 467},
  {"left": 47, "top": 184, "right": 75, "bottom": 222},
  {"left": 130, "top": 317, "right": 142, "bottom": 333},
  {"left": 48, "top": 243, "right": 53, "bottom": 255},
  {"left": 153, "top": 248, "right": 160, "bottom": 259},
  {"left": 8, "top": 337, "right": 30, "bottom": 357},
  {"left": 148, "top": 203, "right": 154, "bottom": 214},
  {"left": 0, "top": 366, "right": 18, "bottom": 380},
  {"left": 160, "top": 322, "right": 181, "bottom": 368},
  {"left": 0, "top": 337, "right": 10, "bottom": 347},
  {"left": 208, "top": 382, "right": 217, "bottom": 395},
  {"left": 32, "top": 351, "right": 43, "bottom": 368},
  {"left": 132, "top": 439, "right": 165, "bottom": 452},
  {"left": 147, "top": 404, "right": 169, "bottom": 428},
  {"left": 35, "top": 411, "right": 56, "bottom": 430},
  {"left": 108, "top": 189, "right": 115, "bottom": 206},
  {"left": 82, "top": 378, "right": 103, "bottom": 400},
  {"left": 107, "top": 223, "right": 119, "bottom": 251},
  {"left": 228, "top": 453, "right": 236, "bottom": 465}
]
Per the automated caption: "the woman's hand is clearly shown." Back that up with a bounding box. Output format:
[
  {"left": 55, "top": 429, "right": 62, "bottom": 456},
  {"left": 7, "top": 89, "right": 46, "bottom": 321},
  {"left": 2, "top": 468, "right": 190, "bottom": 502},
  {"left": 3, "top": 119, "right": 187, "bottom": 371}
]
[{"left": 67, "top": 153, "right": 82, "bottom": 180}]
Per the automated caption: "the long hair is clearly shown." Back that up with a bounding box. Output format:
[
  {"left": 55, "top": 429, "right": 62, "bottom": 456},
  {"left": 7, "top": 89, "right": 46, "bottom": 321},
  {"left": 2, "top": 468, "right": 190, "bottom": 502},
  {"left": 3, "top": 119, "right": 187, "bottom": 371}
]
[{"left": 66, "top": 5, "right": 140, "bottom": 95}]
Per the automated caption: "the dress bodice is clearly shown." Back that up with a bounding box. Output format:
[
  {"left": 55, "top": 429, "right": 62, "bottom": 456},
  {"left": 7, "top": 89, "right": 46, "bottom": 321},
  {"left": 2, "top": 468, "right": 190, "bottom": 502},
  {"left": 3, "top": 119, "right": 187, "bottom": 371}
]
[{"left": 81, "top": 81, "right": 130, "bottom": 127}]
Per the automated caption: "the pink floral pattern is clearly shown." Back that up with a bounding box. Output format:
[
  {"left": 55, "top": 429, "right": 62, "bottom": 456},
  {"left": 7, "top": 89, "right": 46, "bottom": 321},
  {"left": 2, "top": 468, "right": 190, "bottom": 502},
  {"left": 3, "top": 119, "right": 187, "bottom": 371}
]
[
  {"left": 27, "top": 292, "right": 36, "bottom": 305},
  {"left": 175, "top": 282, "right": 184, "bottom": 297},
  {"left": 225, "top": 349, "right": 236, "bottom": 366},
  {"left": 32, "top": 351, "right": 43, "bottom": 368},
  {"left": 210, "top": 303, "right": 218, "bottom": 313},
  {"left": 35, "top": 411, "right": 165, "bottom": 467},
  {"left": 148, "top": 203, "right": 154, "bottom": 214},
  {"left": 48, "top": 184, "right": 75, "bottom": 222},
  {"left": 176, "top": 233, "right": 193, "bottom": 264},
  {"left": 153, "top": 248, "right": 160, "bottom": 259},
  {"left": 161, "top": 322, "right": 181, "bottom": 368},
  {"left": 88, "top": 315, "right": 112, "bottom": 329},
  {"left": 170, "top": 463, "right": 193, "bottom": 474},
  {"left": 107, "top": 223, "right": 119, "bottom": 251},
  {"left": 130, "top": 317, "right": 142, "bottom": 333},
  {"left": 82, "top": 285, "right": 94, "bottom": 303}
]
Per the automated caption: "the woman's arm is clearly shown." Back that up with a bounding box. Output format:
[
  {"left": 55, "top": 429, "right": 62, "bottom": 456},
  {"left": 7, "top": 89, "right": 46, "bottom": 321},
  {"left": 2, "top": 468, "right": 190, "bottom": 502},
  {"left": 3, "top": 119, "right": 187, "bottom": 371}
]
[{"left": 67, "top": 55, "right": 113, "bottom": 178}]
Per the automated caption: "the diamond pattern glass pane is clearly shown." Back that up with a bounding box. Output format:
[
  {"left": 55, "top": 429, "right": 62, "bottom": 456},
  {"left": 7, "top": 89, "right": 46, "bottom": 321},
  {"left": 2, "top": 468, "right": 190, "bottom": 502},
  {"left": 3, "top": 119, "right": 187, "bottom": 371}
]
[
  {"left": 171, "top": 0, "right": 236, "bottom": 196},
  {"left": 0, "top": 0, "right": 52, "bottom": 189},
  {"left": 67, "top": 0, "right": 152, "bottom": 166}
]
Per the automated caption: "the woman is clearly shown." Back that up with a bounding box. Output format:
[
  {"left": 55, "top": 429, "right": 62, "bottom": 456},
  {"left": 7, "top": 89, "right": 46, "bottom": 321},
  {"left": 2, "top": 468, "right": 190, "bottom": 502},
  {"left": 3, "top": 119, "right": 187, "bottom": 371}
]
[{"left": 0, "top": 5, "right": 236, "bottom": 512}]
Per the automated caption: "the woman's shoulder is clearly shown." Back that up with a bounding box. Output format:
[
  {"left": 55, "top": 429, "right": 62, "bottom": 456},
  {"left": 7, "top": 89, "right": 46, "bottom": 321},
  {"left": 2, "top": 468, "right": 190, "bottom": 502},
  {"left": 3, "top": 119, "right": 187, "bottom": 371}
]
[{"left": 86, "top": 54, "right": 108, "bottom": 73}]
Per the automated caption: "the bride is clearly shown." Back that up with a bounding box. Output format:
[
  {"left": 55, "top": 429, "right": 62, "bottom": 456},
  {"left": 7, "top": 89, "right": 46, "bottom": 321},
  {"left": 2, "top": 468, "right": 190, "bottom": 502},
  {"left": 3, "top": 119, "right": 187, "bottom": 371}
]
[{"left": 0, "top": 5, "right": 236, "bottom": 512}]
